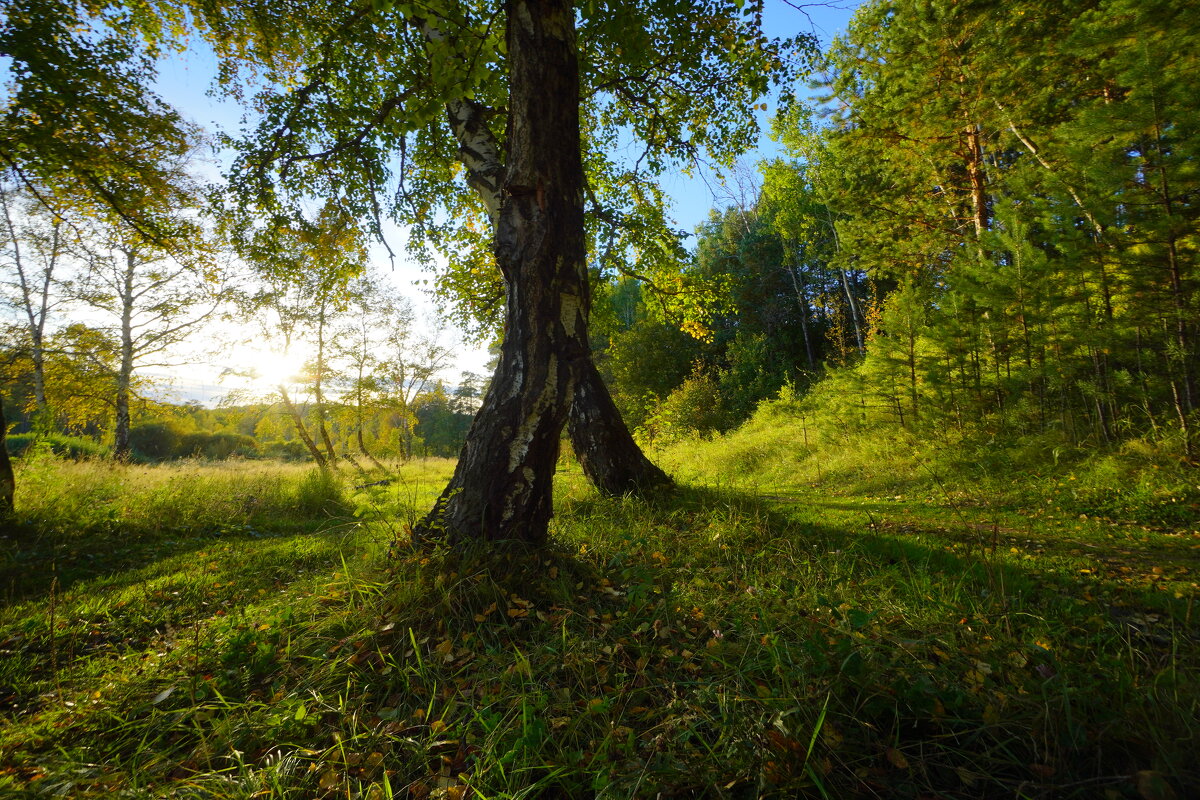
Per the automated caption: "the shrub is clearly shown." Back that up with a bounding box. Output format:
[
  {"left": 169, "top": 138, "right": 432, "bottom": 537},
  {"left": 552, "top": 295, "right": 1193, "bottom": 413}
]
[
  {"left": 639, "top": 372, "right": 730, "bottom": 444},
  {"left": 129, "top": 422, "right": 185, "bottom": 460},
  {"left": 178, "top": 431, "right": 258, "bottom": 460},
  {"left": 262, "top": 440, "right": 309, "bottom": 461}
]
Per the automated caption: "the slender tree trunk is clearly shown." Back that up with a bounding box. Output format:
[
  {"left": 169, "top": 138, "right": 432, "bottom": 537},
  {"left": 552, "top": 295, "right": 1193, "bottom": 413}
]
[
  {"left": 963, "top": 122, "right": 989, "bottom": 239},
  {"left": 416, "top": 0, "right": 589, "bottom": 543},
  {"left": 823, "top": 208, "right": 864, "bottom": 358},
  {"left": 355, "top": 376, "right": 386, "bottom": 470},
  {"left": 0, "top": 190, "right": 52, "bottom": 412},
  {"left": 113, "top": 252, "right": 135, "bottom": 461},
  {"left": 841, "top": 270, "right": 864, "bottom": 357},
  {"left": 357, "top": 425, "right": 385, "bottom": 470},
  {"left": 568, "top": 360, "right": 670, "bottom": 495},
  {"left": 312, "top": 303, "right": 340, "bottom": 467},
  {"left": 1150, "top": 110, "right": 1194, "bottom": 457},
  {"left": 280, "top": 385, "right": 328, "bottom": 469},
  {"left": 0, "top": 399, "right": 13, "bottom": 517},
  {"left": 784, "top": 249, "right": 816, "bottom": 369}
]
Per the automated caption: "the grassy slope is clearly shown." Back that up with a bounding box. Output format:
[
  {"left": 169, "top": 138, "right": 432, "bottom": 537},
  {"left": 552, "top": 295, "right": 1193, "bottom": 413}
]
[{"left": 0, "top": 430, "right": 1196, "bottom": 799}]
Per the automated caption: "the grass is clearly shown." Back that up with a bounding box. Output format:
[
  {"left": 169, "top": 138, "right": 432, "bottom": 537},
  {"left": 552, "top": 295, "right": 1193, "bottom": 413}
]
[{"left": 0, "top": 437, "right": 1196, "bottom": 798}]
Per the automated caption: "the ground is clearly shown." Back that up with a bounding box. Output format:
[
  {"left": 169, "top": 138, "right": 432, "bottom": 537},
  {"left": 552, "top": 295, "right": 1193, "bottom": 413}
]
[{"left": 0, "top": 450, "right": 1195, "bottom": 798}]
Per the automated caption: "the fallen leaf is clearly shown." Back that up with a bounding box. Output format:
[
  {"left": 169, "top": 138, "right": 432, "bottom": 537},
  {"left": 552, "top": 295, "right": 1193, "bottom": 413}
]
[{"left": 1136, "top": 770, "right": 1177, "bottom": 800}]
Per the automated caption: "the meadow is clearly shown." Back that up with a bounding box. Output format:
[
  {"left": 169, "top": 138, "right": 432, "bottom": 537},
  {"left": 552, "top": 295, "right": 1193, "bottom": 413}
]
[{"left": 0, "top": 426, "right": 1196, "bottom": 799}]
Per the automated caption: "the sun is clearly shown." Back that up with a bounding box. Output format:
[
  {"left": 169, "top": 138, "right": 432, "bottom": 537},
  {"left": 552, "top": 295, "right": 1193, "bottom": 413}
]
[{"left": 236, "top": 344, "right": 310, "bottom": 390}]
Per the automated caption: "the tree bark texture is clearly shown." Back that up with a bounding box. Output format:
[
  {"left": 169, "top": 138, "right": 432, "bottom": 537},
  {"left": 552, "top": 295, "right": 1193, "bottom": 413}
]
[
  {"left": 569, "top": 360, "right": 670, "bottom": 495},
  {"left": 417, "top": 0, "right": 588, "bottom": 543}
]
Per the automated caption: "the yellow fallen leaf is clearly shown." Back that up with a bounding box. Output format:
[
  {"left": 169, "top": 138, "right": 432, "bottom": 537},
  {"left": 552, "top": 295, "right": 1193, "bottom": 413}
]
[{"left": 886, "top": 747, "right": 909, "bottom": 769}]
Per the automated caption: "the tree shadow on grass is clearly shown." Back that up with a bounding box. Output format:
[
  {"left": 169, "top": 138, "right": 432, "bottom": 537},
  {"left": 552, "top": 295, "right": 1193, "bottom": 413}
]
[
  {"left": 548, "top": 482, "right": 1199, "bottom": 797},
  {"left": 0, "top": 508, "right": 360, "bottom": 607}
]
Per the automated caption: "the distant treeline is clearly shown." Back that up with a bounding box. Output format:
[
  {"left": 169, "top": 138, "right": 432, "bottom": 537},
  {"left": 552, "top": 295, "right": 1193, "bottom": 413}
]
[{"left": 2, "top": 391, "right": 478, "bottom": 463}]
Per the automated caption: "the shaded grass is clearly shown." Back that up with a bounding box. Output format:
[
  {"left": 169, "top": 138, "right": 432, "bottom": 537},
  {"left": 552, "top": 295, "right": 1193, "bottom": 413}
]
[{"left": 0, "top": 453, "right": 1195, "bottom": 798}]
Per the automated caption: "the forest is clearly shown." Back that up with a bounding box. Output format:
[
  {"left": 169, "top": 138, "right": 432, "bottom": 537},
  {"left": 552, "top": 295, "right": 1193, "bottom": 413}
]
[{"left": 1, "top": 0, "right": 1197, "bottom": 797}]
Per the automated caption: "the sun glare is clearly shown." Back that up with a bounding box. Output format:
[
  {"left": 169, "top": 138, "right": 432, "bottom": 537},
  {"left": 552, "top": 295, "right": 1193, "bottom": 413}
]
[{"left": 239, "top": 346, "right": 309, "bottom": 389}]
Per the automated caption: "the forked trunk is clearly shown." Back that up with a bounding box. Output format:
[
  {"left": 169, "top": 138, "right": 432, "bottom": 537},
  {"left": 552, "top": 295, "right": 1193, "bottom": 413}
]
[
  {"left": 416, "top": 0, "right": 588, "bottom": 543},
  {"left": 569, "top": 360, "right": 670, "bottom": 495}
]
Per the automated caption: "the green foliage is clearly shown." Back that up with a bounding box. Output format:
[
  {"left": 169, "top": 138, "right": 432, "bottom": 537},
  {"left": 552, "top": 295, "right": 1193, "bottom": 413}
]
[
  {"left": 177, "top": 431, "right": 258, "bottom": 460},
  {"left": 210, "top": 0, "right": 814, "bottom": 337},
  {"left": 598, "top": 200, "right": 851, "bottom": 439},
  {"left": 128, "top": 422, "right": 258, "bottom": 461},
  {"left": 638, "top": 370, "right": 730, "bottom": 443},
  {"left": 601, "top": 316, "right": 701, "bottom": 430},
  {"left": 260, "top": 438, "right": 309, "bottom": 461},
  {"left": 0, "top": 0, "right": 196, "bottom": 235},
  {"left": 412, "top": 385, "right": 474, "bottom": 458},
  {"left": 790, "top": 0, "right": 1200, "bottom": 455}
]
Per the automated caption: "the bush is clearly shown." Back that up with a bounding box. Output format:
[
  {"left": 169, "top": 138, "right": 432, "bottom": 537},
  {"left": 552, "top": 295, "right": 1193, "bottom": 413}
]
[
  {"left": 262, "top": 440, "right": 310, "bottom": 461},
  {"left": 178, "top": 431, "right": 258, "bottom": 460},
  {"left": 129, "top": 422, "right": 185, "bottom": 460},
  {"left": 638, "top": 372, "right": 731, "bottom": 444}
]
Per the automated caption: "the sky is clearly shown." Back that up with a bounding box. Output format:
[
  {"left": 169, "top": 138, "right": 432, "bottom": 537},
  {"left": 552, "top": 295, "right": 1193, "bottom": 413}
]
[{"left": 144, "top": 0, "right": 861, "bottom": 405}]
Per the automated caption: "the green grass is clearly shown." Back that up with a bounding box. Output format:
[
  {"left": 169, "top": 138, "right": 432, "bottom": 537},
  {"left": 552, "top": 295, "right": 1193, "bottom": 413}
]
[{"left": 0, "top": 442, "right": 1196, "bottom": 798}]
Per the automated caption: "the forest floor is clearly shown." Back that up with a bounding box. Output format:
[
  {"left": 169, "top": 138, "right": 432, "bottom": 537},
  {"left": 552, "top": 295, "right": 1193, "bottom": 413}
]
[{"left": 0, "top": 448, "right": 1196, "bottom": 799}]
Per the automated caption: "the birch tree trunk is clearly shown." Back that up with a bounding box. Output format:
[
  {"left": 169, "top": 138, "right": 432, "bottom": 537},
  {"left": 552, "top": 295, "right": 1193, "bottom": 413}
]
[
  {"left": 113, "top": 249, "right": 136, "bottom": 461},
  {"left": 415, "top": 0, "right": 590, "bottom": 543},
  {"left": 280, "top": 385, "right": 329, "bottom": 469}
]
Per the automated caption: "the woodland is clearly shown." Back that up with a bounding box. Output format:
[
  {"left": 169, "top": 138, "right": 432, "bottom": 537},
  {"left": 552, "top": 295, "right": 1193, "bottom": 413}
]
[{"left": 0, "top": 0, "right": 1198, "bottom": 797}]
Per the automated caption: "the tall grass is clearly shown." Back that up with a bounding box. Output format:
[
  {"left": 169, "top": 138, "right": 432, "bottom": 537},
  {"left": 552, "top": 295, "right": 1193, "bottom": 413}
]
[{"left": 10, "top": 455, "right": 348, "bottom": 536}]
